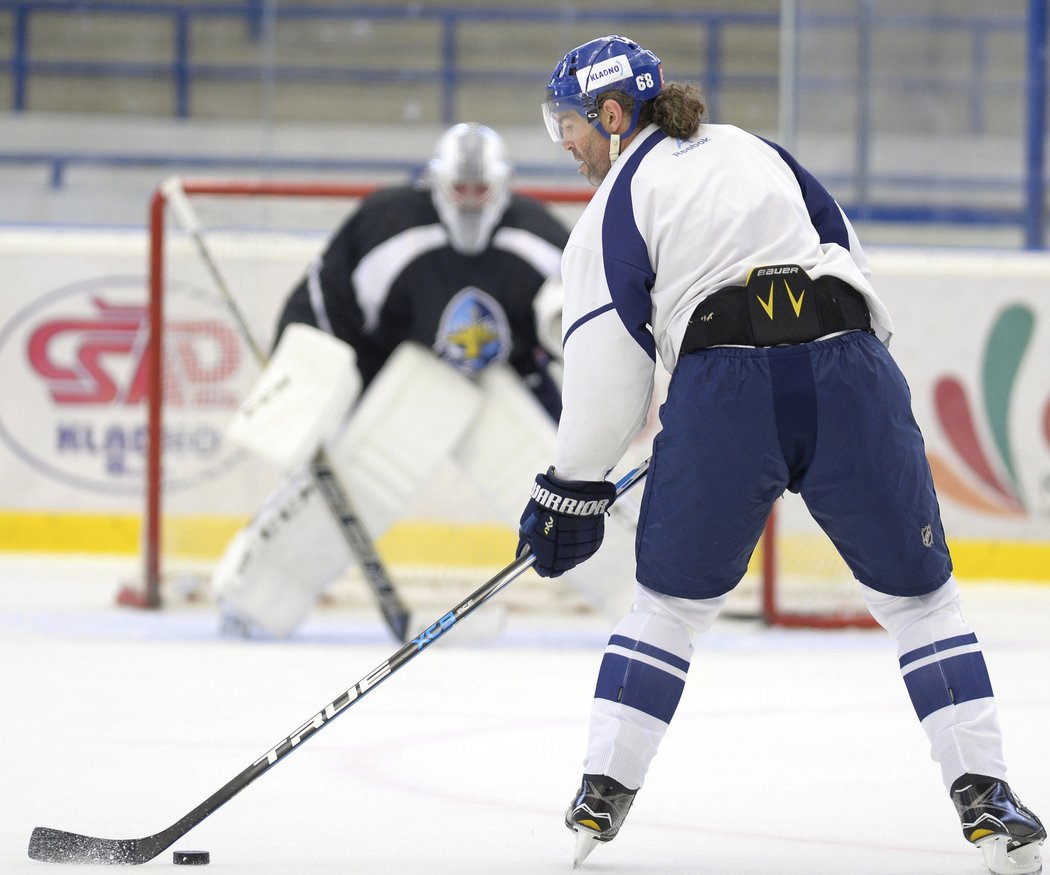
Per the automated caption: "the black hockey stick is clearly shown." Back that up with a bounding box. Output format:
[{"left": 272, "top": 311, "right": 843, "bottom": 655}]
[
  {"left": 27, "top": 458, "right": 649, "bottom": 866},
  {"left": 161, "top": 178, "right": 411, "bottom": 642}
]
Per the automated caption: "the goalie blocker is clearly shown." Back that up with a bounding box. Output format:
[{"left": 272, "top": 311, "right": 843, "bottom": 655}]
[{"left": 216, "top": 341, "right": 640, "bottom": 637}]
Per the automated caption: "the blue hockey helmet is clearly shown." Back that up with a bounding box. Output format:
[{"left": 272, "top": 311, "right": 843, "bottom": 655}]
[{"left": 542, "top": 35, "right": 663, "bottom": 143}]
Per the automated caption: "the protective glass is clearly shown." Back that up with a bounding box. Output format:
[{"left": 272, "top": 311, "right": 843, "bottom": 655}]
[{"left": 541, "top": 97, "right": 597, "bottom": 143}]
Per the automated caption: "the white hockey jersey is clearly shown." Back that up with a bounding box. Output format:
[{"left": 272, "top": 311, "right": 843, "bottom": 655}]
[{"left": 556, "top": 123, "right": 894, "bottom": 481}]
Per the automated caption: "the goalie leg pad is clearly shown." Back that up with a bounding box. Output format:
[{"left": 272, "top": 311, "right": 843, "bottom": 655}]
[
  {"left": 575, "top": 476, "right": 644, "bottom": 619},
  {"left": 328, "top": 341, "right": 483, "bottom": 538},
  {"left": 214, "top": 470, "right": 352, "bottom": 637},
  {"left": 453, "top": 363, "right": 557, "bottom": 517},
  {"left": 217, "top": 343, "right": 483, "bottom": 638},
  {"left": 454, "top": 365, "right": 637, "bottom": 618},
  {"left": 226, "top": 323, "right": 361, "bottom": 473}
]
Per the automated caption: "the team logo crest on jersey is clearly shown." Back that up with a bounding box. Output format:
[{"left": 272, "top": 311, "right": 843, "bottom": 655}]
[{"left": 434, "top": 287, "right": 511, "bottom": 374}]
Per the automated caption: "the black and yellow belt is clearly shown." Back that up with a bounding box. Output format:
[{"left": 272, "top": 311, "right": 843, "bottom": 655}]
[{"left": 680, "top": 264, "right": 872, "bottom": 353}]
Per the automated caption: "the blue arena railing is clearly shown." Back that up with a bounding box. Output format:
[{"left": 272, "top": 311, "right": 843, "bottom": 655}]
[
  {"left": 0, "top": 1, "right": 1045, "bottom": 246},
  {"left": 0, "top": 2, "right": 1021, "bottom": 129}
]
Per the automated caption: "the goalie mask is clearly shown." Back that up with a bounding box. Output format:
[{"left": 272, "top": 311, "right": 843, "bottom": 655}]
[
  {"left": 429, "top": 122, "right": 511, "bottom": 256},
  {"left": 542, "top": 35, "right": 663, "bottom": 148}
]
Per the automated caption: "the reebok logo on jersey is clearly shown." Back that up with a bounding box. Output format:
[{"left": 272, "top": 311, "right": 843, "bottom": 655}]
[
  {"left": 530, "top": 483, "right": 610, "bottom": 516},
  {"left": 672, "top": 136, "right": 710, "bottom": 156}
]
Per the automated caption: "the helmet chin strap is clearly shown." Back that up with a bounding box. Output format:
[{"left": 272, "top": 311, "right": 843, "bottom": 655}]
[{"left": 602, "top": 100, "right": 645, "bottom": 165}]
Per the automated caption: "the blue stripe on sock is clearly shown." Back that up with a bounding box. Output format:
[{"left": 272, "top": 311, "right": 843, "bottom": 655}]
[
  {"left": 594, "top": 653, "right": 686, "bottom": 724},
  {"left": 608, "top": 634, "right": 691, "bottom": 673},
  {"left": 902, "top": 651, "right": 995, "bottom": 721},
  {"left": 899, "top": 632, "right": 978, "bottom": 668}
]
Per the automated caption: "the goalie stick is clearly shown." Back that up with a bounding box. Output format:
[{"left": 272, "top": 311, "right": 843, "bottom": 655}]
[
  {"left": 27, "top": 459, "right": 649, "bottom": 866},
  {"left": 161, "top": 177, "right": 411, "bottom": 642}
]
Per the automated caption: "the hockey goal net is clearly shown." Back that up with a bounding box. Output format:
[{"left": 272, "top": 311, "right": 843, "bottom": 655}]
[{"left": 138, "top": 176, "right": 875, "bottom": 629}]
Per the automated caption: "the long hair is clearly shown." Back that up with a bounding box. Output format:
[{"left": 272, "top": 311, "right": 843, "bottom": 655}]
[
  {"left": 640, "top": 81, "right": 707, "bottom": 138},
  {"left": 602, "top": 81, "right": 707, "bottom": 140}
]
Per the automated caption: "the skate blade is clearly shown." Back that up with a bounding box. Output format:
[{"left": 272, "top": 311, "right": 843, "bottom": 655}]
[
  {"left": 572, "top": 827, "right": 602, "bottom": 869},
  {"left": 977, "top": 835, "right": 1044, "bottom": 875}
]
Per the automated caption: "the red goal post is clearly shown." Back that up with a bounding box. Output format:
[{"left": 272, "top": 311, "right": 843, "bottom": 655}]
[{"left": 138, "top": 175, "right": 875, "bottom": 630}]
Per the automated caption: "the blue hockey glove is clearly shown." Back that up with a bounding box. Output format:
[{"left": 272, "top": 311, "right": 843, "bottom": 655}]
[{"left": 517, "top": 468, "right": 617, "bottom": 578}]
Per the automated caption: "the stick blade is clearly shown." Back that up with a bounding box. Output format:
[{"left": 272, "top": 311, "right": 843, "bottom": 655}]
[{"left": 28, "top": 826, "right": 157, "bottom": 865}]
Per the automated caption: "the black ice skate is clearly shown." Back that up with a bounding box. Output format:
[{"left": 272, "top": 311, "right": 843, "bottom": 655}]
[
  {"left": 951, "top": 773, "right": 1046, "bottom": 875},
  {"left": 564, "top": 774, "right": 638, "bottom": 869}
]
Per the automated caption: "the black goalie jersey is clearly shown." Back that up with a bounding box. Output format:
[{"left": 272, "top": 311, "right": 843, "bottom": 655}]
[{"left": 276, "top": 185, "right": 569, "bottom": 416}]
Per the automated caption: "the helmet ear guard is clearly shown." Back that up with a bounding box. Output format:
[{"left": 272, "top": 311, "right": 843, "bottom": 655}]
[
  {"left": 428, "top": 122, "right": 511, "bottom": 255},
  {"left": 542, "top": 35, "right": 663, "bottom": 144}
]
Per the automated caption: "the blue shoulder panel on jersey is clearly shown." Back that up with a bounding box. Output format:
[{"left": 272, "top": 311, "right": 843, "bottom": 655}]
[
  {"left": 598, "top": 130, "right": 667, "bottom": 362},
  {"left": 761, "top": 138, "right": 850, "bottom": 250}
]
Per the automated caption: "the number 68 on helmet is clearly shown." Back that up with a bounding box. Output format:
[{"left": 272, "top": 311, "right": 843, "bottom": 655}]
[{"left": 541, "top": 35, "right": 664, "bottom": 144}]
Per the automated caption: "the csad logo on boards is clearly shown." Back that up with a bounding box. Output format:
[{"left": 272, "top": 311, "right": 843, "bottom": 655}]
[{"left": 0, "top": 275, "right": 250, "bottom": 494}]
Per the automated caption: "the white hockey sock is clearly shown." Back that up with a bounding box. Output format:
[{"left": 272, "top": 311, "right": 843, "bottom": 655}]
[
  {"left": 862, "top": 577, "right": 1007, "bottom": 789},
  {"left": 582, "top": 586, "right": 724, "bottom": 789}
]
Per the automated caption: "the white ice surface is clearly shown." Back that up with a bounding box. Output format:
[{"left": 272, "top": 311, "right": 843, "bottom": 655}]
[{"left": 2, "top": 553, "right": 1047, "bottom": 875}]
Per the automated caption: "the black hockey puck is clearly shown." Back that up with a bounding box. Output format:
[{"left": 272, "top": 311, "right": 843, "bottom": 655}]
[{"left": 173, "top": 850, "right": 210, "bottom": 865}]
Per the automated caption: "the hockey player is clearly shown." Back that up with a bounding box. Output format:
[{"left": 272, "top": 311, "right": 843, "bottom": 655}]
[
  {"left": 215, "top": 122, "right": 638, "bottom": 638},
  {"left": 516, "top": 35, "right": 1045, "bottom": 873}
]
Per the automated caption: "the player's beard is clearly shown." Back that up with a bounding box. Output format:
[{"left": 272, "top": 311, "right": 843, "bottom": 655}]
[{"left": 572, "top": 133, "right": 612, "bottom": 187}]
